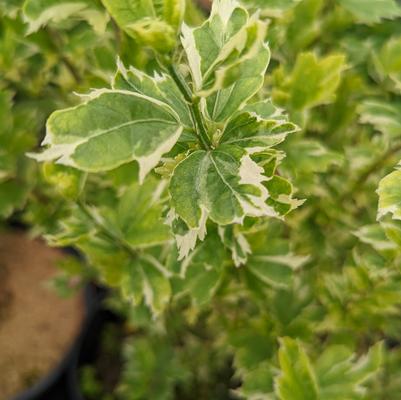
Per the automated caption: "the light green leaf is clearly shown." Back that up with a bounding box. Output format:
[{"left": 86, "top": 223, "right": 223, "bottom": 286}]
[
  {"left": 380, "top": 218, "right": 401, "bottom": 248},
  {"left": 377, "top": 169, "right": 401, "bottom": 220},
  {"left": 338, "top": 0, "right": 401, "bottom": 23},
  {"left": 23, "top": 0, "right": 109, "bottom": 34},
  {"left": 275, "top": 337, "right": 319, "bottom": 400},
  {"left": 374, "top": 36, "right": 401, "bottom": 91},
  {"left": 379, "top": 37, "right": 401, "bottom": 75},
  {"left": 31, "top": 89, "right": 183, "bottom": 183},
  {"left": 42, "top": 163, "right": 85, "bottom": 200},
  {"left": 169, "top": 145, "right": 277, "bottom": 258},
  {"left": 275, "top": 52, "right": 346, "bottom": 111}
]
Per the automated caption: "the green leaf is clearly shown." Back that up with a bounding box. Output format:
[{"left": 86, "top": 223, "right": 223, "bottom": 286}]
[
  {"left": 264, "top": 175, "right": 304, "bottom": 216},
  {"left": 338, "top": 0, "right": 401, "bottom": 24},
  {"left": 23, "top": 0, "right": 109, "bottom": 34},
  {"left": 102, "top": 177, "right": 172, "bottom": 248},
  {"left": 236, "top": 361, "right": 275, "bottom": 400},
  {"left": 0, "top": 180, "right": 28, "bottom": 218},
  {"left": 275, "top": 337, "right": 319, "bottom": 400},
  {"left": 316, "top": 342, "right": 383, "bottom": 399},
  {"left": 247, "top": 241, "right": 309, "bottom": 288},
  {"left": 178, "top": 232, "right": 226, "bottom": 305},
  {"left": 101, "top": 0, "right": 185, "bottom": 52},
  {"left": 119, "top": 336, "right": 189, "bottom": 400},
  {"left": 377, "top": 169, "right": 401, "bottom": 220},
  {"left": 31, "top": 88, "right": 183, "bottom": 183},
  {"left": 284, "top": 139, "right": 343, "bottom": 175},
  {"left": 169, "top": 145, "right": 277, "bottom": 258},
  {"left": 241, "top": 0, "right": 299, "bottom": 17},
  {"left": 353, "top": 224, "right": 397, "bottom": 253}
]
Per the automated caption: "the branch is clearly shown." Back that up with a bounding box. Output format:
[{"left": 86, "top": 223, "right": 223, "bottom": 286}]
[{"left": 77, "top": 198, "right": 137, "bottom": 260}]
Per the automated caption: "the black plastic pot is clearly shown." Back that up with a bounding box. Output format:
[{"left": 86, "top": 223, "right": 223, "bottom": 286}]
[
  {"left": 10, "top": 284, "right": 104, "bottom": 400},
  {"left": 67, "top": 307, "right": 122, "bottom": 400}
]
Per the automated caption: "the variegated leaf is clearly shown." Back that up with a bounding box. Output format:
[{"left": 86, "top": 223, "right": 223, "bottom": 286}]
[
  {"left": 169, "top": 145, "right": 277, "bottom": 258},
  {"left": 113, "top": 59, "right": 193, "bottom": 129},
  {"left": 218, "top": 225, "right": 251, "bottom": 267},
  {"left": 182, "top": 0, "right": 270, "bottom": 121},
  {"left": 30, "top": 88, "right": 183, "bottom": 183}
]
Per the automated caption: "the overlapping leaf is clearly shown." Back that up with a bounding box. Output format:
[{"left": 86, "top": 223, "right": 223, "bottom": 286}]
[
  {"left": 101, "top": 0, "right": 185, "bottom": 52},
  {"left": 275, "top": 338, "right": 382, "bottom": 400},
  {"left": 182, "top": 0, "right": 271, "bottom": 121}
]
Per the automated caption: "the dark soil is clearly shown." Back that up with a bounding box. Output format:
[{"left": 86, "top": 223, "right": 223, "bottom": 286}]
[{"left": 0, "top": 230, "right": 83, "bottom": 399}]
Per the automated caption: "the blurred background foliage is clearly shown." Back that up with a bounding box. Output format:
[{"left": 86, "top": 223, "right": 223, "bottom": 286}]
[{"left": 2, "top": 0, "right": 401, "bottom": 399}]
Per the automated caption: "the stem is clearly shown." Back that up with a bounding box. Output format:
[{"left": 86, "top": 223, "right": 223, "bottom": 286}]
[
  {"left": 77, "top": 199, "right": 137, "bottom": 260},
  {"left": 46, "top": 28, "right": 83, "bottom": 84},
  {"left": 111, "top": 18, "right": 123, "bottom": 55},
  {"left": 167, "top": 64, "right": 211, "bottom": 150}
]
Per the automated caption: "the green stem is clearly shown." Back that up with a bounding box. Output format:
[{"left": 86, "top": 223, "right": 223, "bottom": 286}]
[
  {"left": 77, "top": 199, "right": 137, "bottom": 260},
  {"left": 46, "top": 28, "right": 83, "bottom": 84},
  {"left": 167, "top": 64, "right": 211, "bottom": 151}
]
